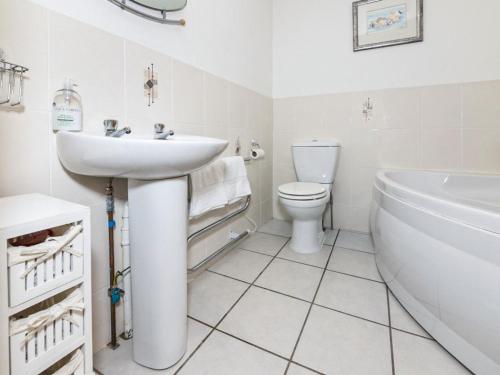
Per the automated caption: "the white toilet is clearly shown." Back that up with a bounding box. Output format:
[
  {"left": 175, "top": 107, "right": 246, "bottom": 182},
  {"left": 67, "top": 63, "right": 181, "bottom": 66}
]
[{"left": 278, "top": 139, "right": 341, "bottom": 254}]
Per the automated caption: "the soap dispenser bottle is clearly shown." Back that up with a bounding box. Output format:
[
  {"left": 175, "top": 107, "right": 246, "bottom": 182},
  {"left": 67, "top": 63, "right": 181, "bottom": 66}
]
[{"left": 52, "top": 78, "right": 82, "bottom": 131}]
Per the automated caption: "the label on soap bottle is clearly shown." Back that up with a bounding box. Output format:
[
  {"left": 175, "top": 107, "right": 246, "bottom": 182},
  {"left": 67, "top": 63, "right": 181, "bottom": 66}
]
[{"left": 53, "top": 106, "right": 82, "bottom": 131}]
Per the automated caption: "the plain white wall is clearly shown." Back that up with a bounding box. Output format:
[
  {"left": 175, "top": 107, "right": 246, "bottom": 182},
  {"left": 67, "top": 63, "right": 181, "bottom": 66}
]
[
  {"left": 273, "top": 0, "right": 500, "bottom": 98},
  {"left": 30, "top": 0, "right": 273, "bottom": 96}
]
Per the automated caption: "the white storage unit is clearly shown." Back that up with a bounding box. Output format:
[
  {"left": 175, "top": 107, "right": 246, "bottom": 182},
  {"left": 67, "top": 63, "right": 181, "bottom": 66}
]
[{"left": 0, "top": 194, "right": 93, "bottom": 375}]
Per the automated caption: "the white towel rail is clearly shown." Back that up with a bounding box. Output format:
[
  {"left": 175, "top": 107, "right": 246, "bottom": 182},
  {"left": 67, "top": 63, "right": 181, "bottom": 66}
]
[{"left": 187, "top": 194, "right": 251, "bottom": 272}]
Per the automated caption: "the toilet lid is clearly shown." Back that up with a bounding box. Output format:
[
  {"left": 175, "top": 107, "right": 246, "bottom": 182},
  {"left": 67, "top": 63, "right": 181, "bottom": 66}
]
[{"left": 279, "top": 182, "right": 326, "bottom": 197}]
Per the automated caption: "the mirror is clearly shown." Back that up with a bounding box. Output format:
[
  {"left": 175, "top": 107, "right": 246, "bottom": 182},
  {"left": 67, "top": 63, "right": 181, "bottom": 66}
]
[{"left": 130, "top": 0, "right": 187, "bottom": 12}]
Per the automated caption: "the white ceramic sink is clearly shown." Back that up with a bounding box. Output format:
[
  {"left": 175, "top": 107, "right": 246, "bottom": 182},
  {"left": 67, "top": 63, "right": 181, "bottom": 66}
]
[
  {"left": 56, "top": 130, "right": 229, "bottom": 369},
  {"left": 56, "top": 132, "right": 228, "bottom": 180}
]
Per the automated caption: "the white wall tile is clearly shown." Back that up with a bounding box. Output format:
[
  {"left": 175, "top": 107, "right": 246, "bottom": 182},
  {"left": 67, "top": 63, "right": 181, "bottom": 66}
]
[
  {"left": 0, "top": 1, "right": 49, "bottom": 112},
  {"left": 462, "top": 81, "right": 500, "bottom": 129},
  {"left": 172, "top": 60, "right": 204, "bottom": 125},
  {"left": 125, "top": 41, "right": 172, "bottom": 133},
  {"left": 0, "top": 111, "right": 51, "bottom": 196},
  {"left": 228, "top": 83, "right": 249, "bottom": 129},
  {"left": 273, "top": 81, "right": 500, "bottom": 232},
  {"left": 383, "top": 87, "right": 421, "bottom": 129},
  {"left": 421, "top": 128, "right": 461, "bottom": 170},
  {"left": 350, "top": 128, "right": 380, "bottom": 169},
  {"left": 49, "top": 11, "right": 125, "bottom": 132},
  {"left": 378, "top": 129, "right": 420, "bottom": 169},
  {"left": 204, "top": 73, "right": 229, "bottom": 128},
  {"left": 462, "top": 128, "right": 500, "bottom": 172},
  {"left": 421, "top": 84, "right": 461, "bottom": 128},
  {"left": 351, "top": 167, "right": 377, "bottom": 208},
  {"left": 323, "top": 93, "right": 352, "bottom": 130}
]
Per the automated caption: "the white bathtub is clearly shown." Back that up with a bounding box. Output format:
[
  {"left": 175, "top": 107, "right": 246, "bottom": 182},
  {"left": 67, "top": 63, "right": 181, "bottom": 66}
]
[{"left": 371, "top": 170, "right": 500, "bottom": 375}]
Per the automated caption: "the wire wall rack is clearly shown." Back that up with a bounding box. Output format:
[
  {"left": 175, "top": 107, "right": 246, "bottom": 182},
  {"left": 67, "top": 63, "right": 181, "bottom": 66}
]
[{"left": 0, "top": 49, "right": 29, "bottom": 107}]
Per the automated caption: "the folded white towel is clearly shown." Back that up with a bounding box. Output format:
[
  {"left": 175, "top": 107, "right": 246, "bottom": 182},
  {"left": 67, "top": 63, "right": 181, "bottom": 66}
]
[
  {"left": 223, "top": 156, "right": 252, "bottom": 204},
  {"left": 189, "top": 159, "right": 227, "bottom": 218}
]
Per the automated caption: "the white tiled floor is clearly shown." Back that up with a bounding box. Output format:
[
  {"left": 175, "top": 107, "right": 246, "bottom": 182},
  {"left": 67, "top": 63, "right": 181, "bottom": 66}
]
[
  {"left": 218, "top": 286, "right": 309, "bottom": 358},
  {"left": 327, "top": 246, "right": 382, "bottom": 282},
  {"left": 277, "top": 243, "right": 332, "bottom": 268},
  {"left": 335, "top": 230, "right": 374, "bottom": 253},
  {"left": 208, "top": 248, "right": 272, "bottom": 283},
  {"left": 258, "top": 218, "right": 293, "bottom": 237},
  {"left": 255, "top": 258, "right": 323, "bottom": 302},
  {"left": 238, "top": 231, "right": 289, "bottom": 256},
  {"left": 94, "top": 220, "right": 471, "bottom": 375}
]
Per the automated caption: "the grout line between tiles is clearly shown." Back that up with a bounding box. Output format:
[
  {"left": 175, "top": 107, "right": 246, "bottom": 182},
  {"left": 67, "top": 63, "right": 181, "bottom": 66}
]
[
  {"left": 252, "top": 284, "right": 312, "bottom": 304},
  {"left": 208, "top": 252, "right": 384, "bottom": 293},
  {"left": 182, "top": 229, "right": 436, "bottom": 374},
  {"left": 255, "top": 229, "right": 292, "bottom": 239},
  {"left": 218, "top": 331, "right": 327, "bottom": 375},
  {"left": 229, "top": 247, "right": 275, "bottom": 259},
  {"left": 187, "top": 314, "right": 324, "bottom": 374},
  {"left": 206, "top": 269, "right": 254, "bottom": 284},
  {"left": 175, "top": 238, "right": 291, "bottom": 374},
  {"left": 391, "top": 327, "right": 434, "bottom": 341},
  {"left": 187, "top": 314, "right": 214, "bottom": 329},
  {"left": 206, "top": 257, "right": 430, "bottom": 339},
  {"left": 324, "top": 268, "right": 385, "bottom": 284},
  {"left": 313, "top": 302, "right": 389, "bottom": 328},
  {"left": 287, "top": 362, "right": 325, "bottom": 375},
  {"left": 240, "top": 246, "right": 289, "bottom": 258},
  {"left": 386, "top": 285, "right": 396, "bottom": 375},
  {"left": 206, "top": 269, "right": 394, "bottom": 329},
  {"left": 333, "top": 245, "right": 375, "bottom": 255},
  {"left": 274, "top": 255, "right": 329, "bottom": 270},
  {"left": 215, "top": 329, "right": 290, "bottom": 362},
  {"left": 284, "top": 230, "right": 339, "bottom": 374}
]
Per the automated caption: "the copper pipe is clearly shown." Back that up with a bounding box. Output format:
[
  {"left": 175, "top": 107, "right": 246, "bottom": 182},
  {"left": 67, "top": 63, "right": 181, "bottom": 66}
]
[{"left": 106, "top": 179, "right": 119, "bottom": 349}]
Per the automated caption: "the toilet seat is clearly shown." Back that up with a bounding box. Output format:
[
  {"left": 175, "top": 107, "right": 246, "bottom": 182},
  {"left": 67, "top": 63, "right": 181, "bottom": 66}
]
[
  {"left": 278, "top": 182, "right": 327, "bottom": 201},
  {"left": 279, "top": 192, "right": 327, "bottom": 201}
]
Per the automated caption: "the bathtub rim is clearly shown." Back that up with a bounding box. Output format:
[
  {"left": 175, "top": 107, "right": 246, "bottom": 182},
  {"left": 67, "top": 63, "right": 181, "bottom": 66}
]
[{"left": 375, "top": 169, "right": 500, "bottom": 236}]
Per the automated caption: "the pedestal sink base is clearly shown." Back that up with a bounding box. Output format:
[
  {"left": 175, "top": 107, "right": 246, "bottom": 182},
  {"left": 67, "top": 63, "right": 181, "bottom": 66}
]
[{"left": 128, "top": 177, "right": 188, "bottom": 369}]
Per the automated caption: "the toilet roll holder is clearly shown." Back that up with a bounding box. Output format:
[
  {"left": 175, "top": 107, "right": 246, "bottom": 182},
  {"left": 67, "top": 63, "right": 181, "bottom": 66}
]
[{"left": 235, "top": 137, "right": 263, "bottom": 162}]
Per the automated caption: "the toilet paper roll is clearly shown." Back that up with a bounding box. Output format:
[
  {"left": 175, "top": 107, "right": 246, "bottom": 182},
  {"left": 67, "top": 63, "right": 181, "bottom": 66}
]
[{"left": 251, "top": 149, "right": 265, "bottom": 160}]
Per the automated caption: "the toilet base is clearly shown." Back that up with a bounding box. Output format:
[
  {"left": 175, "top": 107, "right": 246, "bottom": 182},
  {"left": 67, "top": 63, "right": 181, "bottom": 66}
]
[{"left": 290, "top": 219, "right": 325, "bottom": 254}]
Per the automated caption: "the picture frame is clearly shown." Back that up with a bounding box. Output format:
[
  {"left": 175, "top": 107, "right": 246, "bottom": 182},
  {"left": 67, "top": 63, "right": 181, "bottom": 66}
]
[{"left": 353, "top": 0, "right": 423, "bottom": 52}]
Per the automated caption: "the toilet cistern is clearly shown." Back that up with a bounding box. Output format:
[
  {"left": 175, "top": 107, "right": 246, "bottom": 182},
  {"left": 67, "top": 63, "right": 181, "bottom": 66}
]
[{"left": 278, "top": 139, "right": 341, "bottom": 254}]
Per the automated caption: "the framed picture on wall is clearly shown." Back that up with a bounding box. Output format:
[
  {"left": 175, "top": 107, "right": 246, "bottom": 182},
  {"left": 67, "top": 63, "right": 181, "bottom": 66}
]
[{"left": 353, "top": 0, "right": 423, "bottom": 52}]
